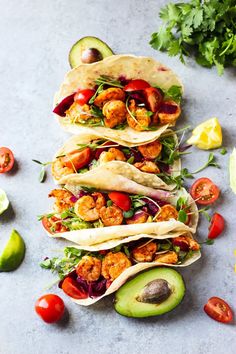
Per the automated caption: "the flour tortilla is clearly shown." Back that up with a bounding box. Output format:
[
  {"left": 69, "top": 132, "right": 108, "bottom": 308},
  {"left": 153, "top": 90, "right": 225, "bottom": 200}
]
[{"left": 53, "top": 55, "right": 183, "bottom": 144}]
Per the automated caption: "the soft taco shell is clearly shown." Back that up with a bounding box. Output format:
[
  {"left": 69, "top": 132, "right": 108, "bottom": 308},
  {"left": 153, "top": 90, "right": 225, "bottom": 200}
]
[{"left": 54, "top": 55, "right": 183, "bottom": 144}]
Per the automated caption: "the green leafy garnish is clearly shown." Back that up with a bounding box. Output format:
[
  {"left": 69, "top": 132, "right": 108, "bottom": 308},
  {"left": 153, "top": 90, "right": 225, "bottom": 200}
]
[
  {"left": 123, "top": 210, "right": 134, "bottom": 218},
  {"left": 32, "top": 159, "right": 52, "bottom": 183},
  {"left": 198, "top": 206, "right": 211, "bottom": 222},
  {"left": 192, "top": 153, "right": 220, "bottom": 173},
  {"left": 178, "top": 209, "right": 188, "bottom": 223},
  {"left": 95, "top": 75, "right": 124, "bottom": 88},
  {"left": 164, "top": 85, "right": 182, "bottom": 103},
  {"left": 220, "top": 147, "right": 227, "bottom": 155}
]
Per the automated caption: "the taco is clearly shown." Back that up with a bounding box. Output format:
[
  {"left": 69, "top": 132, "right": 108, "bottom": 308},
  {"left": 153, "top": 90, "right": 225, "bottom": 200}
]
[
  {"left": 51, "top": 129, "right": 181, "bottom": 190},
  {"left": 53, "top": 55, "right": 183, "bottom": 144},
  {"left": 41, "top": 232, "right": 201, "bottom": 306}
]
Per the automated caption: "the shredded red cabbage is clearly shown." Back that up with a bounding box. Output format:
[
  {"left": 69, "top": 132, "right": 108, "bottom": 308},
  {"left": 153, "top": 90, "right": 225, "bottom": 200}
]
[
  {"left": 88, "top": 279, "right": 107, "bottom": 298},
  {"left": 142, "top": 197, "right": 167, "bottom": 216}
]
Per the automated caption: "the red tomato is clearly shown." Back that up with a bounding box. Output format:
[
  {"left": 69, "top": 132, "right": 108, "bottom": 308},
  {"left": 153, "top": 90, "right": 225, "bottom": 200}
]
[
  {"left": 208, "top": 213, "right": 225, "bottom": 239},
  {"left": 61, "top": 277, "right": 88, "bottom": 300},
  {"left": 42, "top": 216, "right": 68, "bottom": 234},
  {"left": 108, "top": 192, "right": 131, "bottom": 211},
  {"left": 35, "top": 294, "right": 65, "bottom": 324},
  {"left": 124, "top": 79, "right": 150, "bottom": 92},
  {"left": 204, "top": 297, "right": 233, "bottom": 323},
  {"left": 190, "top": 178, "right": 220, "bottom": 205},
  {"left": 143, "top": 87, "right": 163, "bottom": 112},
  {"left": 0, "top": 147, "right": 14, "bottom": 173},
  {"left": 74, "top": 89, "right": 95, "bottom": 105},
  {"left": 62, "top": 147, "right": 91, "bottom": 170}
]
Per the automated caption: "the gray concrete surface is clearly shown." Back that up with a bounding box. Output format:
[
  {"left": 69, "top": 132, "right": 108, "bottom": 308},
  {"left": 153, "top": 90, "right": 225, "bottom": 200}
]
[{"left": 0, "top": 1, "right": 236, "bottom": 353}]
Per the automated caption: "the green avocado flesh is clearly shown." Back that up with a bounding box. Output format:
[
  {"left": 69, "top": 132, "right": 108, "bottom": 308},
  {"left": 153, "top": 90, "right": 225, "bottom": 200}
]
[
  {"left": 114, "top": 267, "right": 185, "bottom": 318},
  {"left": 0, "top": 230, "right": 25, "bottom": 272},
  {"left": 69, "top": 36, "right": 114, "bottom": 68}
]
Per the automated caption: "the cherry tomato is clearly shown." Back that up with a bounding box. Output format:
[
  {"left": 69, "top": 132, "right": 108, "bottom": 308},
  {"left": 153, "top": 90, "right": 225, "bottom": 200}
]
[
  {"left": 143, "top": 87, "right": 163, "bottom": 112},
  {"left": 204, "top": 297, "right": 233, "bottom": 323},
  {"left": 62, "top": 148, "right": 92, "bottom": 171},
  {"left": 42, "top": 216, "right": 68, "bottom": 234},
  {"left": 0, "top": 147, "right": 14, "bottom": 173},
  {"left": 74, "top": 89, "right": 95, "bottom": 105},
  {"left": 61, "top": 277, "right": 88, "bottom": 300},
  {"left": 124, "top": 79, "right": 150, "bottom": 92},
  {"left": 35, "top": 294, "right": 65, "bottom": 324},
  {"left": 208, "top": 213, "right": 225, "bottom": 239},
  {"left": 190, "top": 178, "right": 220, "bottom": 205},
  {"left": 108, "top": 192, "right": 131, "bottom": 211}
]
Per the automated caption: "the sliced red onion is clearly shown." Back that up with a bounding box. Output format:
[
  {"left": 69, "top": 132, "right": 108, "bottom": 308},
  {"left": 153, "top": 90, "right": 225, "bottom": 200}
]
[
  {"left": 77, "top": 190, "right": 89, "bottom": 199},
  {"left": 158, "top": 161, "right": 171, "bottom": 173},
  {"left": 53, "top": 93, "right": 75, "bottom": 117},
  {"left": 178, "top": 144, "right": 192, "bottom": 152},
  {"left": 76, "top": 276, "right": 89, "bottom": 293},
  {"left": 88, "top": 279, "right": 107, "bottom": 298},
  {"left": 130, "top": 92, "right": 145, "bottom": 103},
  {"left": 70, "top": 195, "right": 78, "bottom": 203},
  {"left": 159, "top": 102, "right": 178, "bottom": 114},
  {"left": 118, "top": 75, "right": 130, "bottom": 86}
]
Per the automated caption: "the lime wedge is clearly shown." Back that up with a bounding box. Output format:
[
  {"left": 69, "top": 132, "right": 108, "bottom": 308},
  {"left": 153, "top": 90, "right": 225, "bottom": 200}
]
[
  {"left": 0, "top": 188, "right": 9, "bottom": 215},
  {"left": 230, "top": 148, "right": 236, "bottom": 194},
  {"left": 0, "top": 230, "right": 25, "bottom": 271}
]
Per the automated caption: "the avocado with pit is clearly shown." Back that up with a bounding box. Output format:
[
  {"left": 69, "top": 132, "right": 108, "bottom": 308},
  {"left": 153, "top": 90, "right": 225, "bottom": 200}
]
[
  {"left": 114, "top": 267, "right": 185, "bottom": 318},
  {"left": 69, "top": 36, "right": 114, "bottom": 68}
]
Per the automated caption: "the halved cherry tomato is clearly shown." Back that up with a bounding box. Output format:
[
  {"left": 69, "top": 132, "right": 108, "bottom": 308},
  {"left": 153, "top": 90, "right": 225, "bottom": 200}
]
[
  {"left": 74, "top": 89, "right": 95, "bottom": 105},
  {"left": 61, "top": 277, "right": 88, "bottom": 300},
  {"left": 204, "top": 297, "right": 233, "bottom": 323},
  {"left": 208, "top": 213, "right": 225, "bottom": 239},
  {"left": 42, "top": 216, "right": 68, "bottom": 234},
  {"left": 62, "top": 147, "right": 92, "bottom": 171},
  {"left": 108, "top": 192, "right": 131, "bottom": 211},
  {"left": 190, "top": 178, "right": 220, "bottom": 205},
  {"left": 143, "top": 87, "right": 163, "bottom": 112},
  {"left": 0, "top": 147, "right": 14, "bottom": 173},
  {"left": 124, "top": 79, "right": 150, "bottom": 92},
  {"left": 35, "top": 294, "right": 65, "bottom": 323}
]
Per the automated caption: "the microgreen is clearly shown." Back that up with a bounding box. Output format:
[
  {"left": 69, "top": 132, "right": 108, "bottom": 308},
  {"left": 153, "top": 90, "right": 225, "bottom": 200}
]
[
  {"left": 32, "top": 159, "right": 52, "bottom": 183},
  {"left": 192, "top": 153, "right": 220, "bottom": 174},
  {"left": 198, "top": 206, "right": 211, "bottom": 222},
  {"left": 220, "top": 147, "right": 227, "bottom": 155},
  {"left": 95, "top": 75, "right": 124, "bottom": 88}
]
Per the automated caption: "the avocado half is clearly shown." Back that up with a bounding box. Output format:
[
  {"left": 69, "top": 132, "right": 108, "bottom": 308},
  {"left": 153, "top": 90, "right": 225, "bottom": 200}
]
[
  {"left": 69, "top": 36, "right": 114, "bottom": 68},
  {"left": 114, "top": 267, "right": 185, "bottom": 318}
]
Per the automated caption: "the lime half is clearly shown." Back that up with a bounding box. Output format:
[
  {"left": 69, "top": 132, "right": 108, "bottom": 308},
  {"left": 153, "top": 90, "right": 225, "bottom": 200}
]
[
  {"left": 230, "top": 148, "right": 236, "bottom": 194},
  {"left": 0, "top": 188, "right": 9, "bottom": 215},
  {"left": 0, "top": 230, "right": 25, "bottom": 271}
]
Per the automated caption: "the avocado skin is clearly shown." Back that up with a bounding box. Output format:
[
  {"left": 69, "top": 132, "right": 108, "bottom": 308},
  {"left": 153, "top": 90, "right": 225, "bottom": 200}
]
[{"left": 114, "top": 267, "right": 185, "bottom": 318}]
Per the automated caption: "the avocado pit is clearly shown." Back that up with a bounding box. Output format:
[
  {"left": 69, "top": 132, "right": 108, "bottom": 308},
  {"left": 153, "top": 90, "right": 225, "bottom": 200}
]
[
  {"left": 81, "top": 48, "right": 103, "bottom": 64},
  {"left": 137, "top": 279, "right": 172, "bottom": 304}
]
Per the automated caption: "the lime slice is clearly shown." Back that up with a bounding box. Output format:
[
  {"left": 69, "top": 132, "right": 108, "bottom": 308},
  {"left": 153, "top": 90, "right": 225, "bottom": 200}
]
[
  {"left": 229, "top": 148, "right": 236, "bottom": 194},
  {"left": 0, "top": 230, "right": 25, "bottom": 271},
  {"left": 0, "top": 188, "right": 9, "bottom": 215}
]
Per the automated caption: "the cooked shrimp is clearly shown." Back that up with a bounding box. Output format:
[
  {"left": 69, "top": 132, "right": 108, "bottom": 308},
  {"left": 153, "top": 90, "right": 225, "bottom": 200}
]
[
  {"left": 154, "top": 204, "right": 178, "bottom": 222},
  {"left": 155, "top": 251, "right": 178, "bottom": 264},
  {"left": 99, "top": 205, "right": 123, "bottom": 226},
  {"left": 66, "top": 102, "right": 96, "bottom": 123},
  {"left": 138, "top": 140, "right": 162, "bottom": 159},
  {"left": 134, "top": 160, "right": 160, "bottom": 174},
  {"left": 51, "top": 159, "right": 74, "bottom": 180},
  {"left": 94, "top": 87, "right": 125, "bottom": 108},
  {"left": 101, "top": 252, "right": 131, "bottom": 280},
  {"left": 132, "top": 241, "right": 157, "bottom": 262},
  {"left": 74, "top": 192, "right": 106, "bottom": 221},
  {"left": 127, "top": 99, "right": 151, "bottom": 131},
  {"left": 48, "top": 189, "right": 75, "bottom": 213},
  {"left": 158, "top": 100, "right": 181, "bottom": 125},
  {"left": 99, "top": 148, "right": 126, "bottom": 164},
  {"left": 184, "top": 235, "right": 200, "bottom": 251},
  {"left": 76, "top": 256, "right": 102, "bottom": 282},
  {"left": 102, "top": 100, "right": 127, "bottom": 128},
  {"left": 126, "top": 211, "right": 149, "bottom": 224}
]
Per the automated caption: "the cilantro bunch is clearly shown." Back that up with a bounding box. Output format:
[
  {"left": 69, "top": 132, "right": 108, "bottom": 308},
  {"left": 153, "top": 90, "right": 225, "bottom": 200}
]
[{"left": 150, "top": 0, "right": 236, "bottom": 75}]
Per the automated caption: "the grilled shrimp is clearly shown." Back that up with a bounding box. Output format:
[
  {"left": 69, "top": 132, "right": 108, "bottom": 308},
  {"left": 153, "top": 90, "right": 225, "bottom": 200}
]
[
  {"left": 74, "top": 192, "right": 106, "bottom": 221},
  {"left": 48, "top": 189, "right": 75, "bottom": 213},
  {"left": 155, "top": 251, "right": 178, "bottom": 264},
  {"left": 132, "top": 241, "right": 157, "bottom": 262},
  {"left": 99, "top": 205, "right": 123, "bottom": 226},
  {"left": 154, "top": 204, "right": 178, "bottom": 222},
  {"left": 94, "top": 88, "right": 125, "bottom": 108},
  {"left": 76, "top": 256, "right": 102, "bottom": 282},
  {"left": 138, "top": 140, "right": 162, "bottom": 159},
  {"left": 126, "top": 211, "right": 148, "bottom": 224},
  {"left": 66, "top": 102, "right": 96, "bottom": 123},
  {"left": 127, "top": 99, "right": 151, "bottom": 131},
  {"left": 134, "top": 160, "right": 160, "bottom": 174},
  {"left": 158, "top": 100, "right": 181, "bottom": 125},
  {"left": 51, "top": 159, "right": 74, "bottom": 180},
  {"left": 101, "top": 252, "right": 131, "bottom": 281},
  {"left": 184, "top": 235, "right": 200, "bottom": 251},
  {"left": 102, "top": 100, "right": 127, "bottom": 128},
  {"left": 99, "top": 148, "right": 126, "bottom": 164}
]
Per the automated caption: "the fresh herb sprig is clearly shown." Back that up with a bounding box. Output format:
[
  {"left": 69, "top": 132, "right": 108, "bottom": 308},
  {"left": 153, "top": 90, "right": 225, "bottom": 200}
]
[{"left": 32, "top": 159, "right": 52, "bottom": 183}]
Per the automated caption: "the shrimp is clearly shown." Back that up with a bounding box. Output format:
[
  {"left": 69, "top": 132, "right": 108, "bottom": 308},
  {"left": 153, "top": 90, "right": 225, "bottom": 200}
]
[
  {"left": 138, "top": 140, "right": 162, "bottom": 159},
  {"left": 101, "top": 252, "right": 131, "bottom": 280},
  {"left": 74, "top": 192, "right": 106, "bottom": 222},
  {"left": 99, "top": 205, "right": 123, "bottom": 226},
  {"left": 134, "top": 160, "right": 160, "bottom": 174},
  {"left": 154, "top": 204, "right": 178, "bottom": 222},
  {"left": 126, "top": 211, "right": 148, "bottom": 224},
  {"left": 48, "top": 189, "right": 75, "bottom": 213},
  {"left": 66, "top": 102, "right": 97, "bottom": 123},
  {"left": 102, "top": 100, "right": 127, "bottom": 128},
  {"left": 158, "top": 100, "right": 181, "bottom": 125},
  {"left": 132, "top": 241, "right": 157, "bottom": 262},
  {"left": 76, "top": 256, "right": 102, "bottom": 282},
  {"left": 155, "top": 251, "right": 178, "bottom": 264},
  {"left": 99, "top": 148, "right": 126, "bottom": 164},
  {"left": 127, "top": 99, "right": 151, "bottom": 131},
  {"left": 184, "top": 235, "right": 200, "bottom": 251},
  {"left": 94, "top": 87, "right": 125, "bottom": 108},
  {"left": 51, "top": 159, "right": 74, "bottom": 180}
]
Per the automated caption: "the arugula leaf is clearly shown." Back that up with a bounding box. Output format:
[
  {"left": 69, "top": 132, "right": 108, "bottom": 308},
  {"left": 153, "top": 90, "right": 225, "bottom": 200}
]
[{"left": 178, "top": 209, "right": 188, "bottom": 223}]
